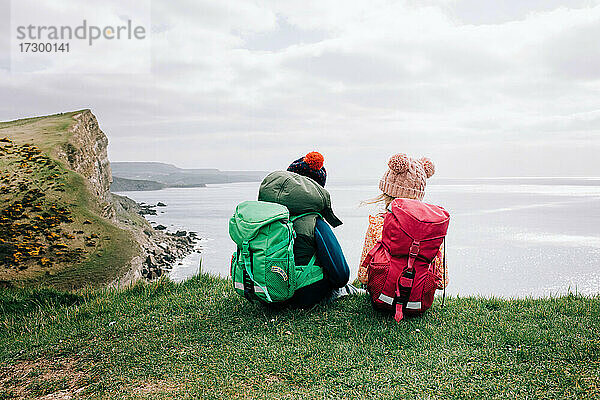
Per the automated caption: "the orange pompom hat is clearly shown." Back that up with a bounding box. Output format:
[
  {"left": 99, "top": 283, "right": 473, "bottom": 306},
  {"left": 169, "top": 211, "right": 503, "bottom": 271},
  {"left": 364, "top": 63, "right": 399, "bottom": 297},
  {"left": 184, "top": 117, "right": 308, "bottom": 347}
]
[
  {"left": 287, "top": 151, "right": 327, "bottom": 187},
  {"left": 303, "top": 151, "right": 324, "bottom": 170},
  {"left": 379, "top": 153, "right": 435, "bottom": 200}
]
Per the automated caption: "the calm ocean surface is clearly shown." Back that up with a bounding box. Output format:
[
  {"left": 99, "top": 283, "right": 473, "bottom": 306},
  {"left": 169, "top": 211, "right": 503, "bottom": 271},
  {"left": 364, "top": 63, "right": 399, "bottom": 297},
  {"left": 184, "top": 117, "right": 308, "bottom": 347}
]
[{"left": 117, "top": 178, "right": 600, "bottom": 298}]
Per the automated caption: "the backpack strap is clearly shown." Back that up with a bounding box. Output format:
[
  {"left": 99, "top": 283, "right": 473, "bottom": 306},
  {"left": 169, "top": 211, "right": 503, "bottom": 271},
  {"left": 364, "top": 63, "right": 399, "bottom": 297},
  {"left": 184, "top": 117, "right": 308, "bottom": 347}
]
[
  {"left": 241, "top": 241, "right": 273, "bottom": 303},
  {"left": 291, "top": 212, "right": 325, "bottom": 289},
  {"left": 441, "top": 238, "right": 446, "bottom": 308},
  {"left": 290, "top": 212, "right": 323, "bottom": 222},
  {"left": 295, "top": 254, "right": 322, "bottom": 288},
  {"left": 378, "top": 240, "right": 420, "bottom": 322},
  {"left": 395, "top": 268, "right": 416, "bottom": 322},
  {"left": 406, "top": 241, "right": 420, "bottom": 271},
  {"left": 396, "top": 240, "right": 421, "bottom": 321},
  {"left": 362, "top": 241, "right": 385, "bottom": 268}
]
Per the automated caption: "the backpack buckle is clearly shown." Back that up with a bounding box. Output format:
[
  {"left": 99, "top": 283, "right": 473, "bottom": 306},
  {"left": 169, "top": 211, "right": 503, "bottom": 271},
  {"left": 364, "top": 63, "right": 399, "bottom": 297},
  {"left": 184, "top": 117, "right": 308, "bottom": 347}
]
[
  {"left": 242, "top": 241, "right": 250, "bottom": 257},
  {"left": 409, "top": 241, "right": 420, "bottom": 258}
]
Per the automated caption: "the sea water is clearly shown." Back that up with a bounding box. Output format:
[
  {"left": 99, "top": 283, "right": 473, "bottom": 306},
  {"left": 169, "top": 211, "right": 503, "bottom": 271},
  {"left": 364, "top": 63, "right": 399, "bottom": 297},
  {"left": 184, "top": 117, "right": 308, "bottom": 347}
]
[{"left": 116, "top": 178, "right": 600, "bottom": 298}]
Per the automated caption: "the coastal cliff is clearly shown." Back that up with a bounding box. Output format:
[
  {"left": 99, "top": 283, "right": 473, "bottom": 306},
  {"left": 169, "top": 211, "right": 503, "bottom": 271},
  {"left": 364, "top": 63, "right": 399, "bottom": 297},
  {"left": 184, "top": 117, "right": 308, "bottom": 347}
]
[
  {"left": 0, "top": 110, "right": 197, "bottom": 289},
  {"left": 56, "top": 110, "right": 114, "bottom": 219}
]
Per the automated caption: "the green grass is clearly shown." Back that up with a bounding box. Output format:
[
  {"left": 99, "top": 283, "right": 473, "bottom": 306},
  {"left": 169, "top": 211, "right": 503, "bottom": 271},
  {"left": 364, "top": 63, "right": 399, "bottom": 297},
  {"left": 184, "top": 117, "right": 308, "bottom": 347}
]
[
  {"left": 1, "top": 275, "right": 598, "bottom": 399},
  {"left": 0, "top": 111, "right": 87, "bottom": 156}
]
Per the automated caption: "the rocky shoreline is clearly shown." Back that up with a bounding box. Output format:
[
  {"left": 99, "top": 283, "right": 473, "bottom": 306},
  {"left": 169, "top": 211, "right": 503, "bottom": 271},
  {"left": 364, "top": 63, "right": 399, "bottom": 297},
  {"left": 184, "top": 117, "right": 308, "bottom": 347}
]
[
  {"left": 136, "top": 202, "right": 200, "bottom": 280},
  {"left": 110, "top": 194, "right": 201, "bottom": 284}
]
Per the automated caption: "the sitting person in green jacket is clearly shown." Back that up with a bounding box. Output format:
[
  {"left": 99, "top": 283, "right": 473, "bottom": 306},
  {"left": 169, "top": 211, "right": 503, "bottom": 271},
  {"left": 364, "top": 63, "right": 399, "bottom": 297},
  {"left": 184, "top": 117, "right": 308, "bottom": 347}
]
[{"left": 258, "top": 152, "right": 361, "bottom": 308}]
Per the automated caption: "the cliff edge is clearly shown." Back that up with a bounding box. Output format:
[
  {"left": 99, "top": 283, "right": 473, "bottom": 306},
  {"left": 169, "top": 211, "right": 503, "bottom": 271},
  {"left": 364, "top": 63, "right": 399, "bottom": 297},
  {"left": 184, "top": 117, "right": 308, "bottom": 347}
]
[{"left": 0, "top": 110, "right": 195, "bottom": 289}]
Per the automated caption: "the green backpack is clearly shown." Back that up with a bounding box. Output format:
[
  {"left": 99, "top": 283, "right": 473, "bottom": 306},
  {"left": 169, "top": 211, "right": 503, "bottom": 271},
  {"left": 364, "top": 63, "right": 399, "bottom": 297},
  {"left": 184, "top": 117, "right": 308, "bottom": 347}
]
[{"left": 229, "top": 200, "right": 323, "bottom": 303}]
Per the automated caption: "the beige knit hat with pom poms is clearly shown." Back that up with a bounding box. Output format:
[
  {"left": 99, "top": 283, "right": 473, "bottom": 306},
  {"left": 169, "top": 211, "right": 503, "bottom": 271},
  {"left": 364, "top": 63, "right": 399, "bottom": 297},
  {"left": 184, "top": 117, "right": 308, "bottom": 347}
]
[{"left": 379, "top": 153, "right": 435, "bottom": 201}]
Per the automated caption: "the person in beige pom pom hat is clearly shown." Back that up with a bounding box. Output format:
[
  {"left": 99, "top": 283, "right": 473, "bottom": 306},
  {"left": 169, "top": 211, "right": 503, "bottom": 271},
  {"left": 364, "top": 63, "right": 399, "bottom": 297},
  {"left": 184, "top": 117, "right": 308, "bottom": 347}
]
[{"left": 357, "top": 153, "right": 447, "bottom": 287}]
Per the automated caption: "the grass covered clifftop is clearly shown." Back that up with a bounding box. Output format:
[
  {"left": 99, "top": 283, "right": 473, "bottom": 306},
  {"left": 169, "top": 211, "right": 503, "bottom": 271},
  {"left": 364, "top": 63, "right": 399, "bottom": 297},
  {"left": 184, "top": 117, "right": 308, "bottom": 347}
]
[
  {"left": 0, "top": 111, "right": 138, "bottom": 289},
  {"left": 0, "top": 275, "right": 598, "bottom": 399}
]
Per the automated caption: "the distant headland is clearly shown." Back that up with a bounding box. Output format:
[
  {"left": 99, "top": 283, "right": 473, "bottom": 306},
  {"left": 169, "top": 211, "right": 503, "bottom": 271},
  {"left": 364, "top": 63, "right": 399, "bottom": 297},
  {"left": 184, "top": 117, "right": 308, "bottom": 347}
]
[{"left": 110, "top": 162, "right": 267, "bottom": 191}]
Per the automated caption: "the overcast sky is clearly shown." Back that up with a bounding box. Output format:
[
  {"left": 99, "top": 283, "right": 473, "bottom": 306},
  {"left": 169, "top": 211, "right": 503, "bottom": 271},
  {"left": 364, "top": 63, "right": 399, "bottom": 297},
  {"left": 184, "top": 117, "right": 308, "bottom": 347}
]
[{"left": 1, "top": 0, "right": 599, "bottom": 178}]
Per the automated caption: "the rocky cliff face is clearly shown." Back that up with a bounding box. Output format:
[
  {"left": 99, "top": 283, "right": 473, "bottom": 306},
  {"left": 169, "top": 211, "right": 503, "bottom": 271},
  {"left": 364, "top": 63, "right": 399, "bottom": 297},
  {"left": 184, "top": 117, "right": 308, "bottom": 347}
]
[
  {"left": 61, "top": 111, "right": 199, "bottom": 286},
  {"left": 56, "top": 110, "right": 114, "bottom": 219}
]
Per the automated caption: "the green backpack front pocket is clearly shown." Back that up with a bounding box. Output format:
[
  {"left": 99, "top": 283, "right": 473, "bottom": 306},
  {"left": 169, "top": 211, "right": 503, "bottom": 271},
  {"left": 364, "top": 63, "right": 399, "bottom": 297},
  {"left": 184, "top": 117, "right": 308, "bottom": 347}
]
[{"left": 265, "top": 256, "right": 295, "bottom": 301}]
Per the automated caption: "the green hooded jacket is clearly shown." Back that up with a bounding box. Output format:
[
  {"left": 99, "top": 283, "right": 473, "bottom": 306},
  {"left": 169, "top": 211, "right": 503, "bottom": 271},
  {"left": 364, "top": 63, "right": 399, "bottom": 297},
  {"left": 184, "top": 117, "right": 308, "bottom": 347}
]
[{"left": 258, "top": 171, "right": 343, "bottom": 306}]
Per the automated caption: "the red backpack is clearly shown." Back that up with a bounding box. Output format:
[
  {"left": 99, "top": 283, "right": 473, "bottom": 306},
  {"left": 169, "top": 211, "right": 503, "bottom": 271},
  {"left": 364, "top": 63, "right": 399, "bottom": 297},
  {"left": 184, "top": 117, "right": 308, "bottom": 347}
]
[{"left": 362, "top": 198, "right": 450, "bottom": 322}]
